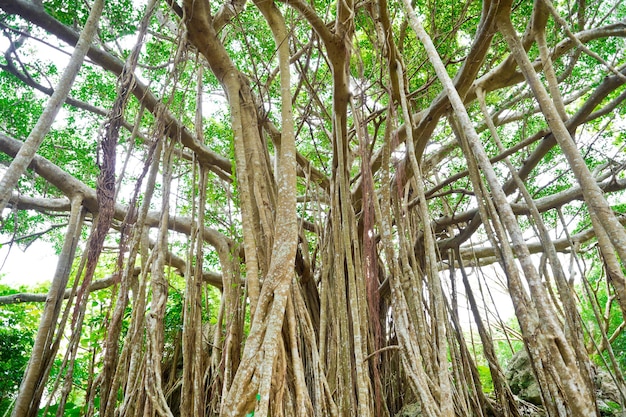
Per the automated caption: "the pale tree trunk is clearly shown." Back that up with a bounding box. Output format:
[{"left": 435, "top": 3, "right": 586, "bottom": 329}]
[
  {"left": 107, "top": 137, "right": 163, "bottom": 417},
  {"left": 402, "top": 1, "right": 598, "bottom": 415},
  {"left": 374, "top": 111, "right": 443, "bottom": 417},
  {"left": 180, "top": 70, "right": 208, "bottom": 417},
  {"left": 184, "top": 0, "right": 302, "bottom": 414},
  {"left": 11, "top": 195, "right": 84, "bottom": 417},
  {"left": 498, "top": 15, "right": 626, "bottom": 266},
  {"left": 144, "top": 138, "right": 176, "bottom": 417},
  {"left": 497, "top": 13, "right": 626, "bottom": 414},
  {"left": 322, "top": 0, "right": 376, "bottom": 412},
  {"left": 396, "top": 62, "right": 454, "bottom": 416},
  {"left": 476, "top": 86, "right": 597, "bottom": 408},
  {"left": 3, "top": 0, "right": 626, "bottom": 416},
  {"left": 453, "top": 103, "right": 561, "bottom": 416},
  {"left": 223, "top": 0, "right": 300, "bottom": 412},
  {"left": 183, "top": 0, "right": 275, "bottom": 332},
  {"left": 0, "top": 0, "right": 103, "bottom": 212}
]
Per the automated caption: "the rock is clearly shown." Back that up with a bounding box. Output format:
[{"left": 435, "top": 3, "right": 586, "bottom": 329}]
[
  {"left": 505, "top": 350, "right": 543, "bottom": 405},
  {"left": 595, "top": 369, "right": 621, "bottom": 404},
  {"left": 505, "top": 349, "right": 625, "bottom": 416},
  {"left": 395, "top": 402, "right": 422, "bottom": 417},
  {"left": 395, "top": 353, "right": 624, "bottom": 417},
  {"left": 598, "top": 398, "right": 622, "bottom": 416}
]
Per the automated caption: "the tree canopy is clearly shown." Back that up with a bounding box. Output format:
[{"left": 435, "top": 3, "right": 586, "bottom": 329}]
[{"left": 0, "top": 0, "right": 625, "bottom": 416}]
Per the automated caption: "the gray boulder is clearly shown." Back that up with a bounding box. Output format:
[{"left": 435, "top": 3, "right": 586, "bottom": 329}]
[
  {"left": 505, "top": 349, "right": 624, "bottom": 416},
  {"left": 505, "top": 349, "right": 543, "bottom": 405},
  {"left": 395, "top": 402, "right": 422, "bottom": 417}
]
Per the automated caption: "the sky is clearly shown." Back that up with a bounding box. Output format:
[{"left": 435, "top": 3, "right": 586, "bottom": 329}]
[{"left": 0, "top": 240, "right": 58, "bottom": 288}]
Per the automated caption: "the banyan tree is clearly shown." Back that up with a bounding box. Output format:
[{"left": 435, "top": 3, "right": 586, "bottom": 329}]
[{"left": 0, "top": 0, "right": 625, "bottom": 415}]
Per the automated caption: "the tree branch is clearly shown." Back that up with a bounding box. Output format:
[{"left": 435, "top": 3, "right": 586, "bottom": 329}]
[{"left": 0, "top": 0, "right": 233, "bottom": 181}]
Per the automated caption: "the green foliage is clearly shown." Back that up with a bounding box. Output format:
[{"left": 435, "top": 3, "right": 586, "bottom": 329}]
[
  {"left": 0, "top": 328, "right": 32, "bottom": 405},
  {"left": 38, "top": 402, "right": 82, "bottom": 417},
  {"left": 164, "top": 281, "right": 184, "bottom": 352},
  {"left": 164, "top": 273, "right": 223, "bottom": 339},
  {"left": 0, "top": 72, "right": 44, "bottom": 139},
  {"left": 476, "top": 365, "right": 494, "bottom": 393},
  {"left": 0, "top": 284, "right": 41, "bottom": 411},
  {"left": 43, "top": 0, "right": 140, "bottom": 42},
  {"left": 72, "top": 65, "right": 118, "bottom": 108},
  {"left": 578, "top": 261, "right": 626, "bottom": 371},
  {"left": 37, "top": 120, "right": 99, "bottom": 189},
  {"left": 492, "top": 322, "right": 525, "bottom": 369},
  {"left": 0, "top": 0, "right": 624, "bottom": 412}
]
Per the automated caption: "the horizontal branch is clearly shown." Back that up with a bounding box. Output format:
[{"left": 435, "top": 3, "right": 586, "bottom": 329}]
[
  {"left": 458, "top": 215, "right": 626, "bottom": 262},
  {"left": 435, "top": 176, "right": 626, "bottom": 231},
  {"left": 0, "top": 0, "right": 233, "bottom": 181},
  {"left": 426, "top": 64, "right": 626, "bottom": 202},
  {"left": 0, "top": 132, "right": 234, "bottom": 255},
  {"left": 0, "top": 263, "right": 225, "bottom": 305},
  {"left": 473, "top": 21, "right": 626, "bottom": 99},
  {"left": 0, "top": 270, "right": 130, "bottom": 305}
]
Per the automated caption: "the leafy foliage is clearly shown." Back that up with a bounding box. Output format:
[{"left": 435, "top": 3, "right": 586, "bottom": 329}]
[
  {"left": 579, "top": 261, "right": 626, "bottom": 371},
  {"left": 0, "top": 0, "right": 625, "bottom": 414},
  {"left": 0, "top": 284, "right": 39, "bottom": 412}
]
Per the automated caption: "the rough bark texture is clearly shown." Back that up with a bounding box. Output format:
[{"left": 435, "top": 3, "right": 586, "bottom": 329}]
[{"left": 1, "top": 0, "right": 625, "bottom": 416}]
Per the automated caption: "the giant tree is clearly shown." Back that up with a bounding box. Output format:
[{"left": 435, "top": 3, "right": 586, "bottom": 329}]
[{"left": 0, "top": 0, "right": 625, "bottom": 416}]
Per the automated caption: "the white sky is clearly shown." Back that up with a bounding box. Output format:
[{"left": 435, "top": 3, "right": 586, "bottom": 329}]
[{"left": 0, "top": 240, "right": 58, "bottom": 288}]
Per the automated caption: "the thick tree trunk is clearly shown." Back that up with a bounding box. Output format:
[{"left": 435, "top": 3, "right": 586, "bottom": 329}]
[
  {"left": 1, "top": 0, "right": 625, "bottom": 416},
  {"left": 10, "top": 196, "right": 84, "bottom": 417}
]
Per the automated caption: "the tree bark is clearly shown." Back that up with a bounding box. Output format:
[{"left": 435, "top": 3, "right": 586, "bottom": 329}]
[{"left": 0, "top": 0, "right": 103, "bottom": 212}]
